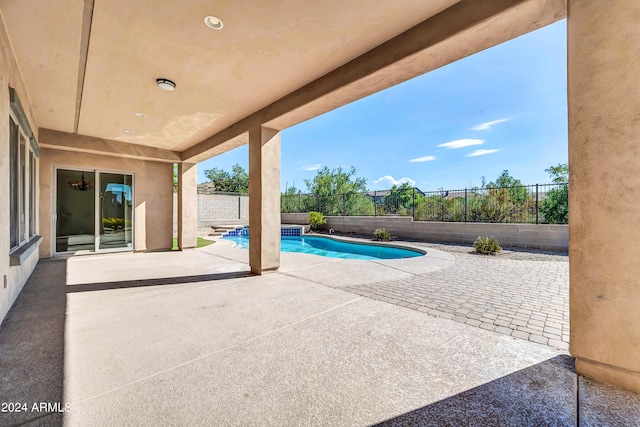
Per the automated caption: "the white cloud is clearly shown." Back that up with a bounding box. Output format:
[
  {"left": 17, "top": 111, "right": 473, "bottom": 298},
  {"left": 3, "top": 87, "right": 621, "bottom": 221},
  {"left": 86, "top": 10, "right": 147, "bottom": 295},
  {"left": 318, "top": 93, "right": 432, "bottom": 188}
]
[
  {"left": 409, "top": 155, "right": 436, "bottom": 163},
  {"left": 471, "top": 118, "right": 509, "bottom": 131},
  {"left": 467, "top": 149, "right": 501, "bottom": 157},
  {"left": 304, "top": 164, "right": 322, "bottom": 171},
  {"left": 374, "top": 175, "right": 416, "bottom": 187},
  {"left": 437, "top": 139, "right": 484, "bottom": 149}
]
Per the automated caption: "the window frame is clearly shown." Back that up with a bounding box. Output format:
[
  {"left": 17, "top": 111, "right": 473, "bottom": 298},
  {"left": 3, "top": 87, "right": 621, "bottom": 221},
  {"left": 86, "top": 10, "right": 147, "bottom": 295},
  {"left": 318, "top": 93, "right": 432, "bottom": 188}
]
[
  {"left": 9, "top": 91, "right": 39, "bottom": 254},
  {"left": 9, "top": 115, "right": 20, "bottom": 251}
]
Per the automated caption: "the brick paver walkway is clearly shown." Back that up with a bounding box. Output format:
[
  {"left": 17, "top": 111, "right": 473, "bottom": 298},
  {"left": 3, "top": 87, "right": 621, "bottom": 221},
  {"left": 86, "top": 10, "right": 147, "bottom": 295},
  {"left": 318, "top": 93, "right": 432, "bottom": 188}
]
[{"left": 344, "top": 254, "right": 569, "bottom": 351}]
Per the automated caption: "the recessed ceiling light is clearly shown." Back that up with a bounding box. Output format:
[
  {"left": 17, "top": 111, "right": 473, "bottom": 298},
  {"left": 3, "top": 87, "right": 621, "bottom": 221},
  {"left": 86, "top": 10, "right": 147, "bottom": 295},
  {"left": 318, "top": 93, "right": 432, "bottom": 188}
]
[
  {"left": 124, "top": 129, "right": 133, "bottom": 134},
  {"left": 204, "top": 16, "right": 223, "bottom": 30},
  {"left": 156, "top": 78, "right": 176, "bottom": 91},
  {"left": 135, "top": 112, "right": 146, "bottom": 118}
]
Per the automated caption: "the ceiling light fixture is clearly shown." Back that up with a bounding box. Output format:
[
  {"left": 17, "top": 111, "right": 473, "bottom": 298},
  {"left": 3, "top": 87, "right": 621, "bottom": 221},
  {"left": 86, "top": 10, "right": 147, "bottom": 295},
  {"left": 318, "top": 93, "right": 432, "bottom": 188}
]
[
  {"left": 135, "top": 112, "right": 146, "bottom": 118},
  {"left": 204, "top": 16, "right": 223, "bottom": 30},
  {"left": 124, "top": 129, "right": 133, "bottom": 134},
  {"left": 156, "top": 78, "right": 176, "bottom": 91},
  {"left": 68, "top": 172, "right": 95, "bottom": 192}
]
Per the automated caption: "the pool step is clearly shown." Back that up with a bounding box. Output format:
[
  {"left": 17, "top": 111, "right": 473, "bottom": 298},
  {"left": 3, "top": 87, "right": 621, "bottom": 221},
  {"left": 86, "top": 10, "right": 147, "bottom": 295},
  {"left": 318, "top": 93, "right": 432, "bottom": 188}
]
[
  {"left": 215, "top": 225, "right": 249, "bottom": 238},
  {"left": 211, "top": 225, "right": 246, "bottom": 236},
  {"left": 221, "top": 225, "right": 306, "bottom": 239}
]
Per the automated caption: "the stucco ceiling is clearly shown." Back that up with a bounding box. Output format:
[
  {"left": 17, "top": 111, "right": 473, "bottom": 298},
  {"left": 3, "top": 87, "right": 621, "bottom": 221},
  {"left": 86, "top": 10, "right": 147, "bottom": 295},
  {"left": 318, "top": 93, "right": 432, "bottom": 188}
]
[{"left": 0, "top": 0, "right": 459, "bottom": 152}]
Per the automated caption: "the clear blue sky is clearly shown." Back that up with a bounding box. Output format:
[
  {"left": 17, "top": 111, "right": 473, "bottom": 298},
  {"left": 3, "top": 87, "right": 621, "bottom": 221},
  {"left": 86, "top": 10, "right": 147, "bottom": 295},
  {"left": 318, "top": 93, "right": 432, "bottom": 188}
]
[{"left": 197, "top": 20, "right": 567, "bottom": 192}]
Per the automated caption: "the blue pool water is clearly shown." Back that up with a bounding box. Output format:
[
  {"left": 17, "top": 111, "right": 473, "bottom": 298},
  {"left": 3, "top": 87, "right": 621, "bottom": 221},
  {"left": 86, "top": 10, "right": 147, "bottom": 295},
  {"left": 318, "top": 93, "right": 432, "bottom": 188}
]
[{"left": 222, "top": 235, "right": 424, "bottom": 260}]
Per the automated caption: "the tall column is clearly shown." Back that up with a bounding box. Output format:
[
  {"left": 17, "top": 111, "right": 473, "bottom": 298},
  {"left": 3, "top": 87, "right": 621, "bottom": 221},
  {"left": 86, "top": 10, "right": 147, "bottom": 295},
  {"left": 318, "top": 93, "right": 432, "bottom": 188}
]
[
  {"left": 568, "top": 0, "right": 640, "bottom": 393},
  {"left": 177, "top": 162, "right": 197, "bottom": 250},
  {"left": 248, "top": 126, "right": 281, "bottom": 274}
]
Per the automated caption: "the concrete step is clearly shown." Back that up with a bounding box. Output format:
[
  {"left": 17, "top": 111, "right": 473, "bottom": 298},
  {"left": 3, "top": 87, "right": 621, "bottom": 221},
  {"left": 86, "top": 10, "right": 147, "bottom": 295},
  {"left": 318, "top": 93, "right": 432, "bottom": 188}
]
[{"left": 212, "top": 226, "right": 239, "bottom": 231}]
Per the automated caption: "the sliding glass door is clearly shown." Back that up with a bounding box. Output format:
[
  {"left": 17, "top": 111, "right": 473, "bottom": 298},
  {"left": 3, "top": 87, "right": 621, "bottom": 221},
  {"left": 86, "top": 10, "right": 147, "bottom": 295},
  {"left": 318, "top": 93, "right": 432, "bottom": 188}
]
[
  {"left": 55, "top": 168, "right": 134, "bottom": 254},
  {"left": 56, "top": 169, "right": 96, "bottom": 253},
  {"left": 99, "top": 173, "right": 133, "bottom": 250}
]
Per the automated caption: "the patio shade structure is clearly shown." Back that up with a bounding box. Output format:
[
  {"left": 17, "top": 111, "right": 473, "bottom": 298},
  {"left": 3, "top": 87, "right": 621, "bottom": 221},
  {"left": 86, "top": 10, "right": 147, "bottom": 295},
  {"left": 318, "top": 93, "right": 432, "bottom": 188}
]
[{"left": 1, "top": 0, "right": 639, "bottom": 394}]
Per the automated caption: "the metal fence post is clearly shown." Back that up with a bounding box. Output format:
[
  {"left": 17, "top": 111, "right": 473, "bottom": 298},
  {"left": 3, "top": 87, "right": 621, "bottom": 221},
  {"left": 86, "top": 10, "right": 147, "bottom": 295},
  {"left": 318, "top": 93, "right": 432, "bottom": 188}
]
[
  {"left": 412, "top": 187, "right": 415, "bottom": 219},
  {"left": 464, "top": 188, "right": 468, "bottom": 222},
  {"left": 343, "top": 193, "right": 347, "bottom": 216},
  {"left": 238, "top": 196, "right": 241, "bottom": 219},
  {"left": 317, "top": 194, "right": 320, "bottom": 212},
  {"left": 536, "top": 184, "right": 540, "bottom": 224},
  {"left": 374, "top": 190, "right": 377, "bottom": 217}
]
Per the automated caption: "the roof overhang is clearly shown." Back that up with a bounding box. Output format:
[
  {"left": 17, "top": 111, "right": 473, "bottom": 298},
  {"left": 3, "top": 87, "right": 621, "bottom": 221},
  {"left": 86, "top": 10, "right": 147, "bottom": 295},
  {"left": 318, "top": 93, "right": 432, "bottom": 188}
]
[{"left": 0, "top": 0, "right": 565, "bottom": 162}]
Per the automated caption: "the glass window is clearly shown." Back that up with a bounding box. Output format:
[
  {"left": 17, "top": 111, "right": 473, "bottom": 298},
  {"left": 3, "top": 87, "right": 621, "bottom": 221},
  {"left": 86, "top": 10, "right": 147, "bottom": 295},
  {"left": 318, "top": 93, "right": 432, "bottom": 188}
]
[
  {"left": 99, "top": 173, "right": 133, "bottom": 250},
  {"left": 9, "top": 118, "right": 19, "bottom": 249},
  {"left": 29, "top": 150, "right": 36, "bottom": 237},
  {"left": 55, "top": 169, "right": 96, "bottom": 253},
  {"left": 19, "top": 134, "right": 26, "bottom": 243},
  {"left": 9, "top": 90, "right": 39, "bottom": 251}
]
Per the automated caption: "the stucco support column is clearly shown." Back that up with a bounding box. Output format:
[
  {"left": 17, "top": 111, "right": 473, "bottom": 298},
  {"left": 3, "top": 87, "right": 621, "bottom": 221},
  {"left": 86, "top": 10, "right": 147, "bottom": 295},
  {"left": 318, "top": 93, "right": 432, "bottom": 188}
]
[
  {"left": 568, "top": 0, "right": 640, "bottom": 393},
  {"left": 177, "top": 162, "right": 197, "bottom": 250},
  {"left": 248, "top": 126, "right": 280, "bottom": 274}
]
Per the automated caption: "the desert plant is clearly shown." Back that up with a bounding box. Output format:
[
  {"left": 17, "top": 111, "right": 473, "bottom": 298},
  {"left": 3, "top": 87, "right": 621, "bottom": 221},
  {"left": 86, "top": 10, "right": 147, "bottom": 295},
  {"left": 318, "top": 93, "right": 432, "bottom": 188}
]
[
  {"left": 473, "top": 235, "right": 502, "bottom": 255},
  {"left": 308, "top": 211, "right": 327, "bottom": 231},
  {"left": 373, "top": 228, "right": 391, "bottom": 242}
]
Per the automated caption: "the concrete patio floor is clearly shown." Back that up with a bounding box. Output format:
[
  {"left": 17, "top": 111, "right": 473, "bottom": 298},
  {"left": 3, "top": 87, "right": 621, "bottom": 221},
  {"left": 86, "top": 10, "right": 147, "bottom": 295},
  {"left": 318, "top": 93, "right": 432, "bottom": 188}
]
[{"left": 1, "top": 240, "right": 639, "bottom": 426}]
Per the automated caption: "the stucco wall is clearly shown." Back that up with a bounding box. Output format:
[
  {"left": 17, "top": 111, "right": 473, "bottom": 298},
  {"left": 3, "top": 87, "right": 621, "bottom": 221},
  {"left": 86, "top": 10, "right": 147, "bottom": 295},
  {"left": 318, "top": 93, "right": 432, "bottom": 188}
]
[
  {"left": 39, "top": 144, "right": 174, "bottom": 258},
  {"left": 568, "top": 0, "right": 640, "bottom": 393},
  {"left": 0, "top": 13, "right": 41, "bottom": 324},
  {"left": 282, "top": 214, "right": 568, "bottom": 251}
]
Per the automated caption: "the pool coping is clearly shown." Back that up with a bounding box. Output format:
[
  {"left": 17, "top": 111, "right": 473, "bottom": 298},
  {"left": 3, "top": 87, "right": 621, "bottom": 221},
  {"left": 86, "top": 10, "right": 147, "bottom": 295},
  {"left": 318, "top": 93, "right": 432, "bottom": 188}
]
[
  {"left": 209, "top": 231, "right": 456, "bottom": 283},
  {"left": 218, "top": 230, "right": 433, "bottom": 259},
  {"left": 297, "top": 232, "right": 428, "bottom": 256}
]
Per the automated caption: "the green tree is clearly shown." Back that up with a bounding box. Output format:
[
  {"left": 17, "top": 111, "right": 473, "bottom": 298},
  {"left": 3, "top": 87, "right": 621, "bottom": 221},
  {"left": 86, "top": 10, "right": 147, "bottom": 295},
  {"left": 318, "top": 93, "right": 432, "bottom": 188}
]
[
  {"left": 487, "top": 170, "right": 529, "bottom": 205},
  {"left": 415, "top": 193, "right": 464, "bottom": 222},
  {"left": 545, "top": 163, "right": 568, "bottom": 184},
  {"left": 283, "top": 187, "right": 300, "bottom": 197},
  {"left": 463, "top": 170, "right": 534, "bottom": 223},
  {"left": 304, "top": 166, "right": 368, "bottom": 215},
  {"left": 304, "top": 166, "right": 367, "bottom": 195},
  {"left": 385, "top": 183, "right": 422, "bottom": 215},
  {"left": 203, "top": 163, "right": 249, "bottom": 193},
  {"left": 540, "top": 163, "right": 569, "bottom": 224},
  {"left": 281, "top": 184, "right": 303, "bottom": 213}
]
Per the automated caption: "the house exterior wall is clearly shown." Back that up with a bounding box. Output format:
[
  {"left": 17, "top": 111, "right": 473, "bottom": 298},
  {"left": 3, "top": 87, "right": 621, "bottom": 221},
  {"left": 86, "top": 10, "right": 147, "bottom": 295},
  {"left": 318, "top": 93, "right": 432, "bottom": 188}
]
[
  {"left": 38, "top": 145, "right": 174, "bottom": 258},
  {"left": 0, "top": 13, "right": 41, "bottom": 324},
  {"left": 282, "top": 214, "right": 568, "bottom": 251}
]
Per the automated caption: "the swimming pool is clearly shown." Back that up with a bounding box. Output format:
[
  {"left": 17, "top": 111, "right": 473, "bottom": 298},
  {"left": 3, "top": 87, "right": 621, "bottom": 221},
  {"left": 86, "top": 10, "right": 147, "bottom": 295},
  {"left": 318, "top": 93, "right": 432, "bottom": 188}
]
[{"left": 222, "top": 234, "right": 425, "bottom": 260}]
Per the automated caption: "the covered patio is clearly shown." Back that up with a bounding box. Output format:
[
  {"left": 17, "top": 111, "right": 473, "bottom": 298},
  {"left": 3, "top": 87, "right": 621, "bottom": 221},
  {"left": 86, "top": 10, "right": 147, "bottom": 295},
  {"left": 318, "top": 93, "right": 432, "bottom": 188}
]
[
  {"left": 1, "top": 242, "right": 639, "bottom": 425},
  {"left": 2, "top": 0, "right": 640, "bottom": 421}
]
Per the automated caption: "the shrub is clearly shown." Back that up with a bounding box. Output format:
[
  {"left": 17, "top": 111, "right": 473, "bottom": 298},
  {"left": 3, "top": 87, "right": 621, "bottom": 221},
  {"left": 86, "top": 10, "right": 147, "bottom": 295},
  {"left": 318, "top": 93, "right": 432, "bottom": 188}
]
[
  {"left": 308, "top": 211, "right": 327, "bottom": 231},
  {"left": 539, "top": 185, "right": 568, "bottom": 224},
  {"left": 473, "top": 236, "right": 502, "bottom": 255},
  {"left": 102, "top": 217, "right": 131, "bottom": 229},
  {"left": 373, "top": 228, "right": 391, "bottom": 242}
]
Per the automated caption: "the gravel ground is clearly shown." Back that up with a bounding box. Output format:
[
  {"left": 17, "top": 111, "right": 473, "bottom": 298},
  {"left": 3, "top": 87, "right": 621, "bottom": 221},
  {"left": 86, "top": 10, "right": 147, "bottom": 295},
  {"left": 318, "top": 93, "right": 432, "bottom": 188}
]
[{"left": 409, "top": 241, "right": 568, "bottom": 262}]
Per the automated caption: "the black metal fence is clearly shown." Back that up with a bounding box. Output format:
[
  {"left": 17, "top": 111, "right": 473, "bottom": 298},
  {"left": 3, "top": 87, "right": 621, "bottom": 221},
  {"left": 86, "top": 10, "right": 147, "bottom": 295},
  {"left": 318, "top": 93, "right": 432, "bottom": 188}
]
[{"left": 281, "top": 183, "right": 569, "bottom": 224}]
